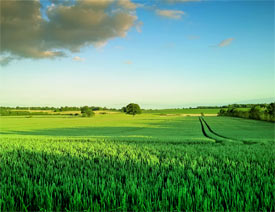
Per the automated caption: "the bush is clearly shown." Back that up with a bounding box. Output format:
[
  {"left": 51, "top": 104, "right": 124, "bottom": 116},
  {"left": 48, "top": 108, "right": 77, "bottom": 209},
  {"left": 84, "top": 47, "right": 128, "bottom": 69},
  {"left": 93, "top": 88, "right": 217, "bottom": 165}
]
[
  {"left": 218, "top": 103, "right": 275, "bottom": 122},
  {"left": 249, "top": 106, "right": 261, "bottom": 120},
  {"left": 80, "top": 106, "right": 95, "bottom": 117}
]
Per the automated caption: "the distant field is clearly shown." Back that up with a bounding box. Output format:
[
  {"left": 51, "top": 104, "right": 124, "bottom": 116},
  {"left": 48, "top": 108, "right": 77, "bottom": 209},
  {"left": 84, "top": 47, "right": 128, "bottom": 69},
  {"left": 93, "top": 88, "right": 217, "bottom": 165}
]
[
  {"left": 143, "top": 108, "right": 220, "bottom": 114},
  {"left": 10, "top": 108, "right": 221, "bottom": 115},
  {"left": 0, "top": 113, "right": 274, "bottom": 211}
]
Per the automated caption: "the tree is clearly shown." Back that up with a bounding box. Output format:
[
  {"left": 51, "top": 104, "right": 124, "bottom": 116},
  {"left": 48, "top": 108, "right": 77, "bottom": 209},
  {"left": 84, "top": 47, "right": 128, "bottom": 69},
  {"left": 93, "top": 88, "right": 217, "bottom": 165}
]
[
  {"left": 80, "top": 106, "right": 95, "bottom": 117},
  {"left": 121, "top": 107, "right": 127, "bottom": 113},
  {"left": 125, "top": 103, "right": 141, "bottom": 116},
  {"left": 266, "top": 103, "right": 275, "bottom": 117},
  {"left": 249, "top": 105, "right": 261, "bottom": 120},
  {"left": 218, "top": 108, "right": 226, "bottom": 116}
]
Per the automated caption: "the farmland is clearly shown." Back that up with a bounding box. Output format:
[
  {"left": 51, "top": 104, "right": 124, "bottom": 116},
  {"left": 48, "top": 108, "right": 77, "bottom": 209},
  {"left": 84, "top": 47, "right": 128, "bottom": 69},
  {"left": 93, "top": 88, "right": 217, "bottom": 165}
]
[
  {"left": 0, "top": 113, "right": 274, "bottom": 211},
  {"left": 142, "top": 108, "right": 220, "bottom": 115}
]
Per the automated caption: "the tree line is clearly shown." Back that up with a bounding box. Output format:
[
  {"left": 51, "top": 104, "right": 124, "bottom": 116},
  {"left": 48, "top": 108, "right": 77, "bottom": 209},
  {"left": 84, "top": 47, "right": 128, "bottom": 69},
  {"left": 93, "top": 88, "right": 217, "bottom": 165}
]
[
  {"left": 0, "top": 106, "right": 119, "bottom": 112},
  {"left": 218, "top": 103, "right": 275, "bottom": 122},
  {"left": 0, "top": 108, "right": 49, "bottom": 116}
]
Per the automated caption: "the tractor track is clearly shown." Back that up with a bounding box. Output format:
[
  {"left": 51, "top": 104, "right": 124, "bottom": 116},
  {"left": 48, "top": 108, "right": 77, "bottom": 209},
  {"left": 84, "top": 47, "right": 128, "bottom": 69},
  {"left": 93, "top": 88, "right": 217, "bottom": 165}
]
[
  {"left": 200, "top": 117, "right": 233, "bottom": 140},
  {"left": 202, "top": 117, "right": 257, "bottom": 144},
  {"left": 198, "top": 117, "right": 214, "bottom": 140},
  {"left": 198, "top": 117, "right": 223, "bottom": 143},
  {"left": 199, "top": 117, "right": 244, "bottom": 144}
]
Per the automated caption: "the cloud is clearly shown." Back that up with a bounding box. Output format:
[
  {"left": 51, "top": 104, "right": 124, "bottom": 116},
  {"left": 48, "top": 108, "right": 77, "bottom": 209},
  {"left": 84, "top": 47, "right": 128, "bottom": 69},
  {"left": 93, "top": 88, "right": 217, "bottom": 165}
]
[
  {"left": 135, "top": 21, "right": 143, "bottom": 33},
  {"left": 0, "top": 0, "right": 138, "bottom": 65},
  {"left": 118, "top": 0, "right": 137, "bottom": 10},
  {"left": 188, "top": 35, "right": 200, "bottom": 40},
  {"left": 42, "top": 51, "right": 66, "bottom": 58},
  {"left": 218, "top": 38, "right": 234, "bottom": 47},
  {"left": 0, "top": 56, "right": 16, "bottom": 66},
  {"left": 156, "top": 9, "right": 185, "bottom": 19},
  {"left": 73, "top": 56, "right": 85, "bottom": 62},
  {"left": 124, "top": 60, "right": 133, "bottom": 65}
]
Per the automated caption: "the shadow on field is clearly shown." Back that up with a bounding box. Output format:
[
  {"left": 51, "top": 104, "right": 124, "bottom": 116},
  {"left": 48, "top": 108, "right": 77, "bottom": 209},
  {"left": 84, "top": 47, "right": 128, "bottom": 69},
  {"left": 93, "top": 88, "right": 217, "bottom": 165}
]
[
  {"left": 0, "top": 118, "right": 214, "bottom": 144},
  {"left": 0, "top": 127, "right": 151, "bottom": 136},
  {"left": 0, "top": 118, "right": 190, "bottom": 137},
  {"left": 0, "top": 125, "right": 214, "bottom": 145}
]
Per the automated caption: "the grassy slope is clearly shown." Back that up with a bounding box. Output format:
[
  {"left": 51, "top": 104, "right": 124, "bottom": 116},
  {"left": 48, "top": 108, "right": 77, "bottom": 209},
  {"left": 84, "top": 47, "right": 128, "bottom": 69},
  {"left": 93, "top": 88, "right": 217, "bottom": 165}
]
[
  {"left": 204, "top": 116, "right": 275, "bottom": 143},
  {"left": 0, "top": 114, "right": 211, "bottom": 143}
]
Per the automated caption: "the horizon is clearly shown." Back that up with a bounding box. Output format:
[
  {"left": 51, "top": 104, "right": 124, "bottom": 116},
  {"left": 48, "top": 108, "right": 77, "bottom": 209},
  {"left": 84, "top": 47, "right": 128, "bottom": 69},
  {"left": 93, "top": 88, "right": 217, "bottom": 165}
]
[
  {"left": 1, "top": 97, "right": 274, "bottom": 110},
  {"left": 1, "top": 0, "right": 274, "bottom": 108}
]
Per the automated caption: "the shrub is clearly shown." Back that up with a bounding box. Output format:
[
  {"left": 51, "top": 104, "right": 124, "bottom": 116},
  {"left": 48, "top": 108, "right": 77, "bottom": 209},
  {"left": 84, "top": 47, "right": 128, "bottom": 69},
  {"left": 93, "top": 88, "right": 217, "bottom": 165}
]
[{"left": 80, "top": 106, "right": 95, "bottom": 117}]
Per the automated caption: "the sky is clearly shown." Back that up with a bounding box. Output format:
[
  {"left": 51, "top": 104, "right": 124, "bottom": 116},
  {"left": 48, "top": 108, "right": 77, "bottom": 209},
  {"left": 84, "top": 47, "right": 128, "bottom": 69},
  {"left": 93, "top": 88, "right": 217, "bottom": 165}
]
[{"left": 0, "top": 0, "right": 274, "bottom": 109}]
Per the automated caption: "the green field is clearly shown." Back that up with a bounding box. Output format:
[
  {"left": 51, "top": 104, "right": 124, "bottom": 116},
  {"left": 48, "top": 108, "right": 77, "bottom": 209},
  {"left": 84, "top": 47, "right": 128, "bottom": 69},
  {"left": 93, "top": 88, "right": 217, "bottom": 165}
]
[
  {"left": 142, "top": 108, "right": 220, "bottom": 114},
  {"left": 203, "top": 116, "right": 275, "bottom": 143},
  {"left": 0, "top": 113, "right": 274, "bottom": 211}
]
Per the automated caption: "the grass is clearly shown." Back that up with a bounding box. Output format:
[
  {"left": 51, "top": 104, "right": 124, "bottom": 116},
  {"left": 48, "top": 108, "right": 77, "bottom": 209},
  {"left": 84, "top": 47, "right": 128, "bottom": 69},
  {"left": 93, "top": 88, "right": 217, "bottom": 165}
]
[
  {"left": 204, "top": 116, "right": 275, "bottom": 143},
  {"left": 0, "top": 113, "right": 274, "bottom": 211}
]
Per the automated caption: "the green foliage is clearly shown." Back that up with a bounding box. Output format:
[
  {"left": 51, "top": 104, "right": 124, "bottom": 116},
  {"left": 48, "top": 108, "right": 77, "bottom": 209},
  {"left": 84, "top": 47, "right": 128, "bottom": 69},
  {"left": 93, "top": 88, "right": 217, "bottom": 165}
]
[
  {"left": 218, "top": 103, "right": 275, "bottom": 122},
  {"left": 0, "top": 108, "right": 49, "bottom": 116},
  {"left": 80, "top": 106, "right": 95, "bottom": 117},
  {"left": 125, "top": 103, "right": 141, "bottom": 116},
  {"left": 266, "top": 102, "right": 275, "bottom": 117},
  {"left": 218, "top": 108, "right": 226, "bottom": 116},
  {"left": 121, "top": 106, "right": 127, "bottom": 113},
  {"left": 249, "top": 105, "right": 261, "bottom": 120}
]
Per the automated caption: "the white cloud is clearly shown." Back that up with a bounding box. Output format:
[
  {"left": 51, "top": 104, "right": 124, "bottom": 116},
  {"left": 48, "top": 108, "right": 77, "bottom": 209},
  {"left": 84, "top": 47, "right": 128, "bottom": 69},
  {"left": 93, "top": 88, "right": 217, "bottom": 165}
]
[
  {"left": 73, "top": 56, "right": 85, "bottom": 62},
  {"left": 156, "top": 9, "right": 185, "bottom": 19},
  {"left": 218, "top": 38, "right": 234, "bottom": 47}
]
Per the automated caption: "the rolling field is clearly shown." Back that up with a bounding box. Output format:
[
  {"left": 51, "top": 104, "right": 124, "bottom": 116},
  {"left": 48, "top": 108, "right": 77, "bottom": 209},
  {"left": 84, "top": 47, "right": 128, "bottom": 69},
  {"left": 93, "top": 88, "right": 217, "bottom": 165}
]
[
  {"left": 203, "top": 116, "right": 275, "bottom": 143},
  {"left": 0, "top": 113, "right": 274, "bottom": 211}
]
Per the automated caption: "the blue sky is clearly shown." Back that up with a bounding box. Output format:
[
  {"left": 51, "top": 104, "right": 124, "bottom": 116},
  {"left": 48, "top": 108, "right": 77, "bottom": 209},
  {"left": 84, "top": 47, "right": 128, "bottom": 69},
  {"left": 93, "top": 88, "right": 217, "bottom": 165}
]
[{"left": 0, "top": 0, "right": 274, "bottom": 108}]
